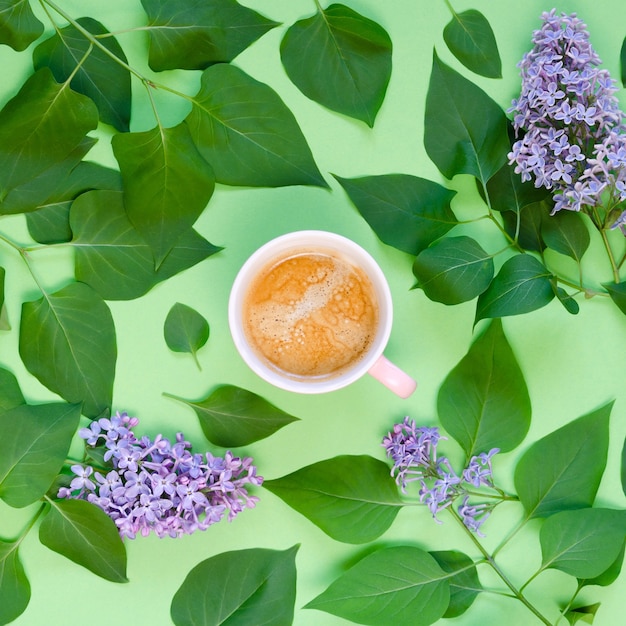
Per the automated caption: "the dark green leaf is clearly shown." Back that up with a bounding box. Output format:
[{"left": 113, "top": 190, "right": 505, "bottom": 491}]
[
  {"left": 430, "top": 550, "right": 482, "bottom": 618},
  {"left": 167, "top": 384, "right": 299, "bottom": 447},
  {"left": 33, "top": 17, "right": 131, "bottom": 131},
  {"left": 501, "top": 200, "right": 550, "bottom": 252},
  {"left": 424, "top": 50, "right": 509, "bottom": 182},
  {"left": 0, "top": 0, "right": 43, "bottom": 51},
  {"left": 112, "top": 122, "right": 215, "bottom": 266},
  {"left": 164, "top": 303, "right": 209, "bottom": 367},
  {"left": 0, "top": 402, "right": 81, "bottom": 507},
  {"left": 555, "top": 286, "right": 580, "bottom": 315},
  {"left": 621, "top": 36, "right": 626, "bottom": 87},
  {"left": 186, "top": 63, "right": 327, "bottom": 188},
  {"left": 334, "top": 173, "right": 457, "bottom": 255},
  {"left": 475, "top": 253, "right": 554, "bottom": 322},
  {"left": 171, "top": 545, "right": 298, "bottom": 626},
  {"left": 264, "top": 455, "right": 404, "bottom": 544},
  {"left": 39, "top": 499, "right": 127, "bottom": 583},
  {"left": 0, "top": 267, "right": 6, "bottom": 330},
  {"left": 19, "top": 282, "right": 116, "bottom": 418},
  {"left": 579, "top": 544, "right": 625, "bottom": 588},
  {"left": 565, "top": 603, "right": 601, "bottom": 625},
  {"left": 0, "top": 366, "right": 24, "bottom": 411},
  {"left": 413, "top": 236, "right": 494, "bottom": 304},
  {"left": 305, "top": 546, "right": 449, "bottom": 626},
  {"left": 141, "top": 0, "right": 279, "bottom": 71},
  {"left": 542, "top": 210, "right": 590, "bottom": 261},
  {"left": 623, "top": 435, "right": 626, "bottom": 497},
  {"left": 485, "top": 160, "right": 548, "bottom": 213},
  {"left": 0, "top": 539, "right": 30, "bottom": 625},
  {"left": 514, "top": 402, "right": 612, "bottom": 519},
  {"left": 603, "top": 281, "right": 626, "bottom": 315},
  {"left": 540, "top": 508, "right": 626, "bottom": 578},
  {"left": 437, "top": 318, "right": 530, "bottom": 457},
  {"left": 281, "top": 3, "right": 392, "bottom": 127}
]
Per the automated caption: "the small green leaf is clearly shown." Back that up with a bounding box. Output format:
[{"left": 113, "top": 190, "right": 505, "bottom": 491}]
[
  {"left": 39, "top": 499, "right": 127, "bottom": 583},
  {"left": 540, "top": 508, "right": 626, "bottom": 578},
  {"left": 475, "top": 253, "right": 554, "bottom": 322},
  {"left": 141, "top": 0, "right": 279, "bottom": 71},
  {"left": 167, "top": 384, "right": 299, "bottom": 447},
  {"left": 0, "top": 402, "right": 81, "bottom": 507},
  {"left": 514, "top": 402, "right": 612, "bottom": 519},
  {"left": 485, "top": 159, "right": 548, "bottom": 213},
  {"left": 565, "top": 603, "right": 601, "bottom": 625},
  {"left": 555, "top": 286, "right": 580, "bottom": 315},
  {"left": 437, "top": 318, "right": 530, "bottom": 457},
  {"left": 603, "top": 281, "right": 626, "bottom": 316},
  {"left": 443, "top": 9, "right": 501, "bottom": 78},
  {"left": 413, "top": 236, "right": 494, "bottom": 304},
  {"left": 334, "top": 173, "right": 457, "bottom": 255},
  {"left": 305, "top": 546, "right": 450, "bottom": 626},
  {"left": 0, "top": 267, "right": 6, "bottom": 330},
  {"left": 424, "top": 50, "right": 509, "bottom": 183},
  {"left": 0, "top": 539, "right": 30, "bottom": 625},
  {"left": 542, "top": 211, "right": 590, "bottom": 261},
  {"left": 621, "top": 36, "right": 626, "bottom": 87},
  {"left": 19, "top": 282, "right": 116, "bottom": 418},
  {"left": 501, "top": 200, "right": 550, "bottom": 252},
  {"left": 0, "top": 0, "right": 43, "bottom": 51},
  {"left": 430, "top": 550, "right": 482, "bottom": 618},
  {"left": 171, "top": 545, "right": 298, "bottom": 626},
  {"left": 164, "top": 303, "right": 209, "bottom": 368},
  {"left": 0, "top": 366, "right": 24, "bottom": 411},
  {"left": 264, "top": 455, "right": 404, "bottom": 544},
  {"left": 185, "top": 63, "right": 327, "bottom": 188},
  {"left": 281, "top": 3, "right": 392, "bottom": 126}
]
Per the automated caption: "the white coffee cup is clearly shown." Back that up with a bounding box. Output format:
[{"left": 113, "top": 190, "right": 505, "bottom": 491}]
[{"left": 228, "top": 230, "right": 416, "bottom": 398}]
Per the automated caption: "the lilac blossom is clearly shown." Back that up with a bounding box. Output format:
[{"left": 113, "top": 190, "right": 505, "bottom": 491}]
[{"left": 59, "top": 411, "right": 263, "bottom": 539}]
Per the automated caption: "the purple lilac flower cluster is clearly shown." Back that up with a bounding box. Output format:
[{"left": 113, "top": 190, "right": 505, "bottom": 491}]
[
  {"left": 382, "top": 417, "right": 499, "bottom": 537},
  {"left": 58, "top": 411, "right": 263, "bottom": 539},
  {"left": 508, "top": 10, "right": 626, "bottom": 230}
]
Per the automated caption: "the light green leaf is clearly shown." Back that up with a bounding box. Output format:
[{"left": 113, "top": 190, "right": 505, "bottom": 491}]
[
  {"left": 424, "top": 50, "right": 509, "bottom": 183},
  {"left": 164, "top": 303, "right": 209, "bottom": 368},
  {"left": 39, "top": 499, "right": 127, "bottom": 583},
  {"left": 141, "top": 0, "right": 279, "bottom": 71},
  {"left": 603, "top": 281, "right": 626, "bottom": 316},
  {"left": 0, "top": 402, "right": 81, "bottom": 507},
  {"left": 430, "top": 550, "right": 482, "bottom": 618},
  {"left": 579, "top": 544, "right": 625, "bottom": 588},
  {"left": 0, "top": 366, "right": 24, "bottom": 411},
  {"left": 334, "top": 173, "right": 457, "bottom": 255},
  {"left": 112, "top": 122, "right": 215, "bottom": 267},
  {"left": 19, "top": 282, "right": 116, "bottom": 418},
  {"left": 565, "top": 603, "right": 601, "bottom": 625},
  {"left": 33, "top": 17, "right": 131, "bottom": 131},
  {"left": 0, "top": 0, "right": 43, "bottom": 51},
  {"left": 264, "top": 455, "right": 404, "bottom": 544},
  {"left": 437, "top": 318, "right": 530, "bottom": 457},
  {"left": 305, "top": 546, "right": 449, "bottom": 626},
  {"left": 413, "top": 236, "right": 494, "bottom": 304},
  {"left": 514, "top": 402, "right": 612, "bottom": 519},
  {"left": 443, "top": 9, "right": 501, "bottom": 78},
  {"left": 0, "top": 539, "right": 30, "bottom": 625},
  {"left": 171, "top": 545, "right": 298, "bottom": 626},
  {"left": 542, "top": 211, "right": 590, "bottom": 261},
  {"left": 186, "top": 63, "right": 327, "bottom": 188},
  {"left": 167, "top": 384, "right": 299, "bottom": 447},
  {"left": 281, "top": 3, "right": 392, "bottom": 126}
]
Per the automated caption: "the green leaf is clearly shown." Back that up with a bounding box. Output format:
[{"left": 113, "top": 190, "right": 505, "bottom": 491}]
[
  {"left": 555, "top": 286, "right": 580, "bottom": 315},
  {"left": 475, "top": 253, "right": 554, "bottom": 322},
  {"left": 514, "top": 402, "right": 612, "bottom": 519},
  {"left": 430, "top": 550, "right": 482, "bottom": 618},
  {"left": 334, "top": 173, "right": 457, "bottom": 255},
  {"left": 305, "top": 546, "right": 449, "bottom": 626},
  {"left": 71, "top": 190, "right": 221, "bottom": 300},
  {"left": 264, "top": 455, "right": 404, "bottom": 544},
  {"left": 623, "top": 435, "right": 626, "bottom": 497},
  {"left": 579, "top": 544, "right": 625, "bottom": 588},
  {"left": 0, "top": 366, "right": 24, "bottom": 411},
  {"left": 167, "top": 384, "right": 299, "bottom": 447},
  {"left": 281, "top": 3, "right": 392, "bottom": 127},
  {"left": 112, "top": 122, "right": 215, "bottom": 267},
  {"left": 437, "top": 318, "right": 530, "bottom": 457},
  {"left": 621, "top": 36, "right": 626, "bottom": 87},
  {"left": 164, "top": 303, "right": 209, "bottom": 368},
  {"left": 485, "top": 159, "right": 548, "bottom": 214},
  {"left": 542, "top": 210, "right": 590, "bottom": 261},
  {"left": 39, "top": 499, "right": 127, "bottom": 583},
  {"left": 603, "top": 281, "right": 626, "bottom": 316},
  {"left": 424, "top": 50, "right": 509, "bottom": 183},
  {"left": 141, "top": 0, "right": 279, "bottom": 72},
  {"left": 413, "top": 236, "right": 494, "bottom": 304},
  {"left": 0, "top": 267, "right": 6, "bottom": 330},
  {"left": 539, "top": 508, "right": 626, "bottom": 579},
  {"left": 0, "top": 68, "right": 98, "bottom": 201},
  {"left": 501, "top": 200, "right": 550, "bottom": 253},
  {"left": 33, "top": 17, "right": 131, "bottom": 131},
  {"left": 0, "top": 0, "right": 43, "bottom": 51},
  {"left": 0, "top": 402, "right": 81, "bottom": 507},
  {"left": 0, "top": 539, "right": 30, "bottom": 625},
  {"left": 186, "top": 63, "right": 327, "bottom": 188},
  {"left": 171, "top": 545, "right": 298, "bottom": 626},
  {"left": 565, "top": 603, "right": 601, "bottom": 625},
  {"left": 19, "top": 282, "right": 116, "bottom": 418}
]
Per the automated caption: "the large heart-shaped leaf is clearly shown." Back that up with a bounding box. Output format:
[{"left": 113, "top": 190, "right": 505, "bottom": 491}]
[
  {"left": 171, "top": 545, "right": 298, "bottom": 626},
  {"left": 141, "top": 0, "right": 279, "bottom": 71},
  {"left": 39, "top": 499, "right": 128, "bottom": 583},
  {"left": 0, "top": 539, "right": 30, "bottom": 625},
  {"left": 281, "top": 3, "right": 392, "bottom": 127},
  {"left": 185, "top": 63, "right": 327, "bottom": 188},
  {"left": 33, "top": 17, "right": 131, "bottom": 131},
  {"left": 163, "top": 303, "right": 209, "bottom": 368},
  {"left": 264, "top": 455, "right": 404, "bottom": 544},
  {"left": 334, "top": 173, "right": 457, "bottom": 255},
  {"left": 0, "top": 0, "right": 43, "bottom": 51},
  {"left": 0, "top": 402, "right": 81, "bottom": 507},
  {"left": 19, "top": 282, "right": 116, "bottom": 418},
  {"left": 542, "top": 211, "right": 590, "bottom": 261}
]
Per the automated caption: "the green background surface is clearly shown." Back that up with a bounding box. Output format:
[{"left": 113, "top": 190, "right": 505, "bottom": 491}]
[{"left": 1, "top": 0, "right": 625, "bottom": 624}]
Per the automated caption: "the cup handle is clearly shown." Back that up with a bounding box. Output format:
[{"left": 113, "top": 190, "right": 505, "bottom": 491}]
[{"left": 368, "top": 355, "right": 417, "bottom": 398}]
